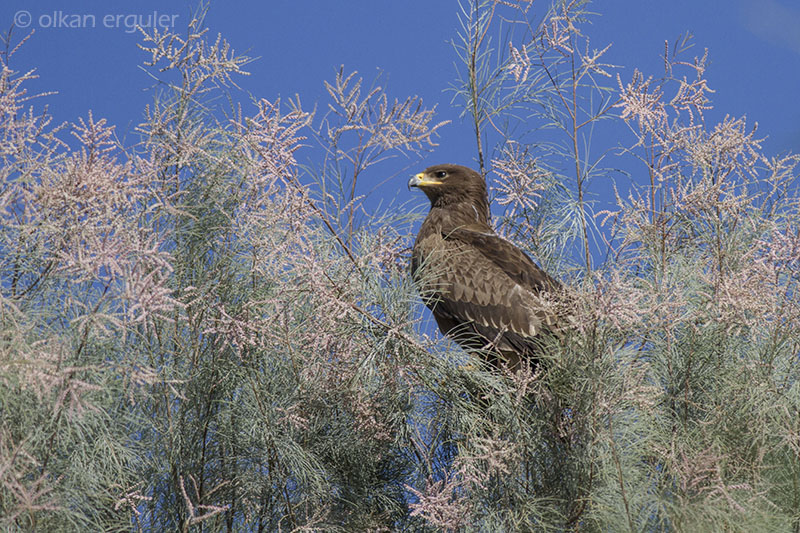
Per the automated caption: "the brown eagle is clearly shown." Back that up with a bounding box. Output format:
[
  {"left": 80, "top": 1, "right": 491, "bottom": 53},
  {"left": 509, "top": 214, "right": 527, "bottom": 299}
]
[{"left": 409, "top": 164, "right": 563, "bottom": 370}]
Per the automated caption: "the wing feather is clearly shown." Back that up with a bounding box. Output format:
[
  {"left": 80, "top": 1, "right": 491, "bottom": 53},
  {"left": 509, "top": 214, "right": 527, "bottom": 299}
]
[{"left": 412, "top": 224, "right": 562, "bottom": 356}]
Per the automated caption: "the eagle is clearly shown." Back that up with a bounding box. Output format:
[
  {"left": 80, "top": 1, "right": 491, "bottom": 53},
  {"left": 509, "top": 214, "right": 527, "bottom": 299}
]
[{"left": 409, "top": 164, "right": 563, "bottom": 371}]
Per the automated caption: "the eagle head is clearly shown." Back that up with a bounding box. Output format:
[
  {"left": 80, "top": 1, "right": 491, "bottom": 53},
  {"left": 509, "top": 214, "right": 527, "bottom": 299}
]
[{"left": 408, "top": 164, "right": 490, "bottom": 222}]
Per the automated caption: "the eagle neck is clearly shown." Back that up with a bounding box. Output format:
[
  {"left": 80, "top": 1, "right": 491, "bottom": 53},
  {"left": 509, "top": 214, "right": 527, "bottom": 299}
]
[{"left": 427, "top": 199, "right": 490, "bottom": 230}]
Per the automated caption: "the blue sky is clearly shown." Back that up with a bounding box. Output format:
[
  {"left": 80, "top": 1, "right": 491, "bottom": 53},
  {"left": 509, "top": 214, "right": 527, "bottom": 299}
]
[{"left": 2, "top": 0, "right": 799, "bottom": 213}]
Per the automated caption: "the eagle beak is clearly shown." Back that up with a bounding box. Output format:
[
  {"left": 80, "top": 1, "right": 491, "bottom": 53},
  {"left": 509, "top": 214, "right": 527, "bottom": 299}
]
[
  {"left": 408, "top": 172, "right": 440, "bottom": 190},
  {"left": 408, "top": 173, "right": 423, "bottom": 190}
]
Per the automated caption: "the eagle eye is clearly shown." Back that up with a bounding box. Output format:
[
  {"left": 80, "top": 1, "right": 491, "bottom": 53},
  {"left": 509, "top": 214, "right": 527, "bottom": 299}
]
[{"left": 435, "top": 170, "right": 448, "bottom": 179}]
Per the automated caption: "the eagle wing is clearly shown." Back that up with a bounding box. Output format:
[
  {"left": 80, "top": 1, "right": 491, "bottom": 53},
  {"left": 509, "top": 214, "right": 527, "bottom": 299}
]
[{"left": 413, "top": 224, "right": 562, "bottom": 365}]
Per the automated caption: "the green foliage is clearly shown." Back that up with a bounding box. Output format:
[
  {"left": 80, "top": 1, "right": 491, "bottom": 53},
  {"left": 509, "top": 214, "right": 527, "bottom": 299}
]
[{"left": 1, "top": 2, "right": 799, "bottom": 532}]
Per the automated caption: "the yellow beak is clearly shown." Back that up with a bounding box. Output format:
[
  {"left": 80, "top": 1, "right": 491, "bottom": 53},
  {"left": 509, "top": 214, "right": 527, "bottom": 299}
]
[{"left": 408, "top": 172, "right": 442, "bottom": 189}]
